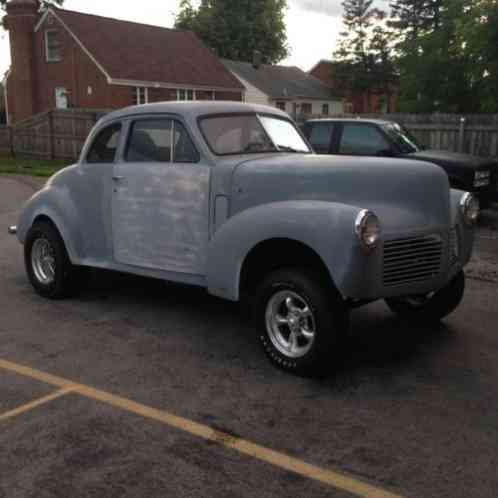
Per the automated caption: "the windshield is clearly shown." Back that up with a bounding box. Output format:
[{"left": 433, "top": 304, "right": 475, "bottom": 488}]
[
  {"left": 382, "top": 122, "right": 423, "bottom": 154},
  {"left": 199, "top": 114, "right": 311, "bottom": 155}
]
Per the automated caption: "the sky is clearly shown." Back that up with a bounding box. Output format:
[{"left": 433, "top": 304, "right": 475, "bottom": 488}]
[{"left": 0, "top": 0, "right": 387, "bottom": 77}]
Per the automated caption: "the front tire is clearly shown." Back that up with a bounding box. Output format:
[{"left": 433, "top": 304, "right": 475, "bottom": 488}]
[
  {"left": 253, "top": 268, "right": 349, "bottom": 376},
  {"left": 385, "top": 270, "right": 465, "bottom": 322},
  {"left": 25, "top": 220, "right": 84, "bottom": 299}
]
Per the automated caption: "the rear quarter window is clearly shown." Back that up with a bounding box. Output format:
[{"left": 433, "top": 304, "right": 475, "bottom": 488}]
[{"left": 86, "top": 123, "right": 122, "bottom": 164}]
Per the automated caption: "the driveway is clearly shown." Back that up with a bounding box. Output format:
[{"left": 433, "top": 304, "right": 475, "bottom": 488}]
[{"left": 1, "top": 175, "right": 498, "bottom": 498}]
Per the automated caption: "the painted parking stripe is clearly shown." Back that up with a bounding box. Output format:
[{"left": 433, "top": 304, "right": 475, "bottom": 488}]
[
  {"left": 0, "top": 387, "right": 74, "bottom": 422},
  {"left": 0, "top": 359, "right": 404, "bottom": 498}
]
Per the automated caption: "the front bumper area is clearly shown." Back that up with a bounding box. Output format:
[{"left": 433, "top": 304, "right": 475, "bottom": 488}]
[
  {"left": 8, "top": 225, "right": 17, "bottom": 235},
  {"left": 343, "top": 223, "right": 473, "bottom": 301}
]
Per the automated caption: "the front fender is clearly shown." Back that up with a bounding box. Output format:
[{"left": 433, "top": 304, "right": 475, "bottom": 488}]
[
  {"left": 207, "top": 201, "right": 365, "bottom": 301},
  {"left": 17, "top": 185, "right": 83, "bottom": 264}
]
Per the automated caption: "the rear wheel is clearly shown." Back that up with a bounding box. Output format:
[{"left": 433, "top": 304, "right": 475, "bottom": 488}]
[
  {"left": 385, "top": 270, "right": 465, "bottom": 322},
  {"left": 253, "top": 268, "right": 348, "bottom": 376},
  {"left": 25, "top": 220, "right": 85, "bottom": 299}
]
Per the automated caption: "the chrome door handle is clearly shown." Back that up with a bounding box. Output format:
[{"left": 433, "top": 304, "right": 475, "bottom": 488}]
[{"left": 112, "top": 175, "right": 125, "bottom": 182}]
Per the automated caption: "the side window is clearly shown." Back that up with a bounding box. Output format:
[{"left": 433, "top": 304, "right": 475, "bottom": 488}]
[
  {"left": 309, "top": 122, "right": 335, "bottom": 154},
  {"left": 339, "top": 124, "right": 390, "bottom": 156},
  {"left": 172, "top": 121, "right": 199, "bottom": 163},
  {"left": 126, "top": 119, "right": 173, "bottom": 163},
  {"left": 86, "top": 123, "right": 122, "bottom": 164}
]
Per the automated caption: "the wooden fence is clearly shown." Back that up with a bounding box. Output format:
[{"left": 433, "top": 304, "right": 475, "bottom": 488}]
[
  {"left": 0, "top": 108, "right": 110, "bottom": 161},
  {"left": 301, "top": 113, "right": 498, "bottom": 158},
  {"left": 1, "top": 109, "right": 497, "bottom": 160}
]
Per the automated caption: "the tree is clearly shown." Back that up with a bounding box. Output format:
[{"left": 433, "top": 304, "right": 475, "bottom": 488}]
[
  {"left": 0, "top": 0, "right": 64, "bottom": 11},
  {"left": 333, "top": 0, "right": 397, "bottom": 110},
  {"left": 174, "top": 0, "right": 289, "bottom": 64},
  {"left": 388, "top": 0, "right": 444, "bottom": 40},
  {"left": 388, "top": 0, "right": 498, "bottom": 113},
  {"left": 457, "top": 0, "right": 498, "bottom": 112}
]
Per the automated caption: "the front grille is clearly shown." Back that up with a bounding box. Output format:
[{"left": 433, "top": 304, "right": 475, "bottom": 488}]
[
  {"left": 449, "top": 227, "right": 459, "bottom": 266},
  {"left": 383, "top": 234, "right": 443, "bottom": 287}
]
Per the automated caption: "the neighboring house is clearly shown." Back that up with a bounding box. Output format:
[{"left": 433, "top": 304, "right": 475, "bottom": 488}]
[
  {"left": 309, "top": 59, "right": 398, "bottom": 114},
  {"left": 223, "top": 59, "right": 344, "bottom": 119},
  {"left": 3, "top": 0, "right": 244, "bottom": 125}
]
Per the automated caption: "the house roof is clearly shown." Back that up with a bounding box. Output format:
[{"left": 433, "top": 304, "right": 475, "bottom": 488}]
[
  {"left": 308, "top": 59, "right": 335, "bottom": 74},
  {"left": 46, "top": 8, "right": 244, "bottom": 91},
  {"left": 222, "top": 59, "right": 340, "bottom": 101}
]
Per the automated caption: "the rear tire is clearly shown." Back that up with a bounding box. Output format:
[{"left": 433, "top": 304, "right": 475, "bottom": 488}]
[
  {"left": 25, "top": 220, "right": 85, "bottom": 299},
  {"left": 253, "top": 268, "right": 349, "bottom": 376},
  {"left": 385, "top": 270, "right": 465, "bottom": 322}
]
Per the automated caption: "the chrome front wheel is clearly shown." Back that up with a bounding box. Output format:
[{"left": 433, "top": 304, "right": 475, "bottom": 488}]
[
  {"left": 255, "top": 268, "right": 349, "bottom": 376},
  {"left": 265, "top": 290, "right": 316, "bottom": 359}
]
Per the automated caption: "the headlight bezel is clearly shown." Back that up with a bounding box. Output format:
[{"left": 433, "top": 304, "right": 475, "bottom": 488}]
[
  {"left": 460, "top": 192, "right": 480, "bottom": 225},
  {"left": 355, "top": 209, "right": 381, "bottom": 250}
]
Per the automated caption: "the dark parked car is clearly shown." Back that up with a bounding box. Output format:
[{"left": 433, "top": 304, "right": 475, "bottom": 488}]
[{"left": 302, "top": 118, "right": 497, "bottom": 208}]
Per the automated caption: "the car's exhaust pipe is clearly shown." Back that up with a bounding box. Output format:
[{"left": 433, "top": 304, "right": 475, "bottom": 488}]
[{"left": 8, "top": 226, "right": 17, "bottom": 235}]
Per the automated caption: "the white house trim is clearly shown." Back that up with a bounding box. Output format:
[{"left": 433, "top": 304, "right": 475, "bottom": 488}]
[
  {"left": 110, "top": 78, "right": 244, "bottom": 94},
  {"left": 34, "top": 8, "right": 50, "bottom": 32},
  {"left": 36, "top": 8, "right": 112, "bottom": 83}
]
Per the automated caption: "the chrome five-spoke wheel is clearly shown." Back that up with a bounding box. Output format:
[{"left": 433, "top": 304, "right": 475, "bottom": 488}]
[
  {"left": 265, "top": 290, "right": 316, "bottom": 358},
  {"left": 31, "top": 237, "right": 56, "bottom": 285}
]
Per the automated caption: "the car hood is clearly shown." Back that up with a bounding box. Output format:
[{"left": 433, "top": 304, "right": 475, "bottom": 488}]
[
  {"left": 405, "top": 149, "right": 495, "bottom": 171},
  {"left": 231, "top": 154, "right": 451, "bottom": 235}
]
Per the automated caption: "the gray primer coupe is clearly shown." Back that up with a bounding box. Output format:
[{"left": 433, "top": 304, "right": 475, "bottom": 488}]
[{"left": 9, "top": 102, "right": 479, "bottom": 375}]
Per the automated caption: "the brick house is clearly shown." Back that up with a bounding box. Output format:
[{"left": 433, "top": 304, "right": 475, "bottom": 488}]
[
  {"left": 3, "top": 0, "right": 244, "bottom": 124},
  {"left": 309, "top": 59, "right": 398, "bottom": 114}
]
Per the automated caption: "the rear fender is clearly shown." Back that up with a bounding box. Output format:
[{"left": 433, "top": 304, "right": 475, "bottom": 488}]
[{"left": 17, "top": 186, "right": 83, "bottom": 264}]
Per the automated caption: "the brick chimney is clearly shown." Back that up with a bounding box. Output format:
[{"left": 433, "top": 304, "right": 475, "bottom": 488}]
[{"left": 4, "top": 0, "right": 40, "bottom": 123}]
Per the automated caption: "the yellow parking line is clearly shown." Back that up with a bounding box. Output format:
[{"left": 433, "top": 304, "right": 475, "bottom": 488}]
[
  {"left": 0, "top": 387, "right": 74, "bottom": 422},
  {"left": 0, "top": 359, "right": 404, "bottom": 498}
]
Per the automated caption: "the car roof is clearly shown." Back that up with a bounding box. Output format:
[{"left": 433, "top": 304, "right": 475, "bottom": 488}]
[
  {"left": 306, "top": 118, "right": 395, "bottom": 126},
  {"left": 100, "top": 101, "right": 289, "bottom": 124}
]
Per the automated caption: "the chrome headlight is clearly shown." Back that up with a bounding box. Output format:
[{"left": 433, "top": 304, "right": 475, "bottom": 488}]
[
  {"left": 355, "top": 210, "right": 381, "bottom": 249},
  {"left": 460, "top": 192, "right": 480, "bottom": 225},
  {"left": 474, "top": 170, "right": 490, "bottom": 188}
]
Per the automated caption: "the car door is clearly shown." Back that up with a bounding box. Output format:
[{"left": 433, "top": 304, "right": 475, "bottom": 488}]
[
  {"left": 111, "top": 117, "right": 210, "bottom": 275},
  {"left": 337, "top": 123, "right": 393, "bottom": 156}
]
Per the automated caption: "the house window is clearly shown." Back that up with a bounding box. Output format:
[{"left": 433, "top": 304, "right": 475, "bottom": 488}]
[
  {"left": 322, "top": 104, "right": 329, "bottom": 115},
  {"left": 133, "top": 87, "right": 148, "bottom": 105},
  {"left": 45, "top": 30, "right": 62, "bottom": 62},
  {"left": 177, "top": 89, "right": 196, "bottom": 101},
  {"left": 300, "top": 103, "right": 312, "bottom": 115},
  {"left": 276, "top": 102, "right": 286, "bottom": 111}
]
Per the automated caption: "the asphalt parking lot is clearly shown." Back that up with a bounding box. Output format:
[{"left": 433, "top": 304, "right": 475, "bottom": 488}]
[{"left": 1, "top": 175, "right": 498, "bottom": 498}]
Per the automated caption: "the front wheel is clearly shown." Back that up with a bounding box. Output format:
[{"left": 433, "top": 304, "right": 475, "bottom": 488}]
[
  {"left": 253, "top": 268, "right": 349, "bottom": 376},
  {"left": 385, "top": 270, "right": 465, "bottom": 322}
]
